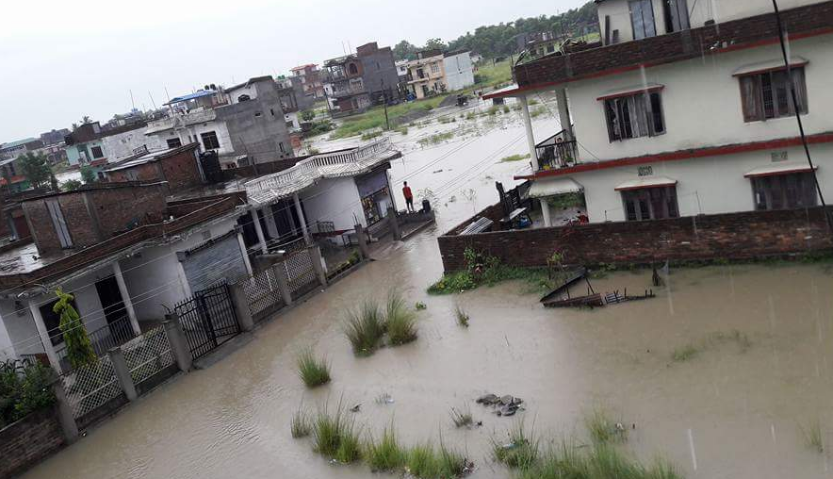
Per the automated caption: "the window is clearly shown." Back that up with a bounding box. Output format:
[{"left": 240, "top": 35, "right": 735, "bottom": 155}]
[
  {"left": 547, "top": 44, "right": 555, "bottom": 53},
  {"left": 348, "top": 63, "right": 359, "bottom": 75},
  {"left": 662, "top": 0, "right": 690, "bottom": 33},
  {"left": 166, "top": 138, "right": 182, "bottom": 148},
  {"left": 41, "top": 297, "right": 77, "bottom": 346},
  {"left": 91, "top": 146, "right": 104, "bottom": 159},
  {"left": 751, "top": 172, "right": 817, "bottom": 210},
  {"left": 200, "top": 131, "right": 220, "bottom": 150},
  {"left": 622, "top": 187, "right": 679, "bottom": 221},
  {"left": 604, "top": 92, "right": 665, "bottom": 141},
  {"left": 430, "top": 62, "right": 440, "bottom": 74},
  {"left": 45, "top": 199, "right": 72, "bottom": 248},
  {"left": 739, "top": 67, "right": 808, "bottom": 122},
  {"left": 630, "top": 0, "right": 657, "bottom": 40},
  {"left": 278, "top": 142, "right": 285, "bottom": 153}
]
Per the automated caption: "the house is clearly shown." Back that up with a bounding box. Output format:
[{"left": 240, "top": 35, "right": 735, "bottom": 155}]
[
  {"left": 144, "top": 76, "right": 294, "bottom": 169},
  {"left": 323, "top": 42, "right": 401, "bottom": 117},
  {"left": 0, "top": 138, "right": 48, "bottom": 193},
  {"left": 0, "top": 181, "right": 250, "bottom": 369},
  {"left": 516, "top": 32, "right": 563, "bottom": 61},
  {"left": 39, "top": 129, "right": 70, "bottom": 148},
  {"left": 483, "top": 0, "right": 833, "bottom": 226},
  {"left": 405, "top": 49, "right": 475, "bottom": 99},
  {"left": 64, "top": 121, "right": 164, "bottom": 167},
  {"left": 277, "top": 76, "right": 315, "bottom": 131},
  {"left": 103, "top": 143, "right": 205, "bottom": 191},
  {"left": 0, "top": 138, "right": 43, "bottom": 161},
  {"left": 290, "top": 64, "right": 326, "bottom": 99}
]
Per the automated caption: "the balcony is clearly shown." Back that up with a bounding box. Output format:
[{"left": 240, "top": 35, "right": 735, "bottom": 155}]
[
  {"left": 330, "top": 82, "right": 366, "bottom": 98},
  {"left": 535, "top": 130, "right": 578, "bottom": 171}
]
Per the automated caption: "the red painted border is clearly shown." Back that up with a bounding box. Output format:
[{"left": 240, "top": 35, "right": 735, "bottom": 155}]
[
  {"left": 615, "top": 180, "right": 677, "bottom": 191},
  {"left": 731, "top": 60, "right": 809, "bottom": 77},
  {"left": 516, "top": 132, "right": 833, "bottom": 180},
  {"left": 744, "top": 166, "right": 817, "bottom": 178}
]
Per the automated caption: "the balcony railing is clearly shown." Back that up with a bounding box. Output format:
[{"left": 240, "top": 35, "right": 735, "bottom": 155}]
[{"left": 535, "top": 130, "right": 578, "bottom": 170}]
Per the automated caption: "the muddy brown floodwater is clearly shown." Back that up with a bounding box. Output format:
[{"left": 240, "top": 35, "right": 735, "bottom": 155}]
[{"left": 22, "top": 108, "right": 833, "bottom": 479}]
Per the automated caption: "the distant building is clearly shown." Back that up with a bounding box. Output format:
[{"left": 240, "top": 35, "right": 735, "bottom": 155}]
[
  {"left": 323, "top": 42, "right": 401, "bottom": 117},
  {"left": 404, "top": 49, "right": 474, "bottom": 100},
  {"left": 0, "top": 139, "right": 47, "bottom": 193},
  {"left": 39, "top": 129, "right": 70, "bottom": 147},
  {"left": 290, "top": 64, "right": 325, "bottom": 99},
  {"left": 355, "top": 42, "right": 401, "bottom": 104},
  {"left": 442, "top": 50, "right": 476, "bottom": 92},
  {"left": 64, "top": 122, "right": 164, "bottom": 167},
  {"left": 277, "top": 76, "right": 314, "bottom": 131}
]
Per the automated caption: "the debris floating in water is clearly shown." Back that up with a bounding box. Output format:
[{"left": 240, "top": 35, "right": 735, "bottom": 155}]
[{"left": 475, "top": 393, "right": 524, "bottom": 417}]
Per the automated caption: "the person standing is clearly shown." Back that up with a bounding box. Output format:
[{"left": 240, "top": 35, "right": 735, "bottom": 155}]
[{"left": 402, "top": 181, "right": 414, "bottom": 212}]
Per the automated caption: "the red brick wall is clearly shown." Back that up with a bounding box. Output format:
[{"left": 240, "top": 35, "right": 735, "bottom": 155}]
[
  {"left": 0, "top": 408, "right": 64, "bottom": 478},
  {"left": 159, "top": 150, "right": 202, "bottom": 189},
  {"left": 438, "top": 206, "right": 833, "bottom": 272},
  {"left": 106, "top": 163, "right": 159, "bottom": 183},
  {"left": 86, "top": 184, "right": 167, "bottom": 235}
]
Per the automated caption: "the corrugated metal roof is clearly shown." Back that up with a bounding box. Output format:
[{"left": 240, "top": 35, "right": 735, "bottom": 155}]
[{"left": 165, "top": 90, "right": 218, "bottom": 105}]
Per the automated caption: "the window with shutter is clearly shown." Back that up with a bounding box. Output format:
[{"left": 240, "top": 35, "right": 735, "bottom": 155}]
[
  {"left": 604, "top": 91, "right": 665, "bottom": 141},
  {"left": 630, "top": 0, "right": 657, "bottom": 40},
  {"left": 739, "top": 67, "right": 808, "bottom": 122}
]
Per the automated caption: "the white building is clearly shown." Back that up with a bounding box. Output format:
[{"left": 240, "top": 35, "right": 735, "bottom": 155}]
[
  {"left": 486, "top": 0, "right": 833, "bottom": 225},
  {"left": 442, "top": 50, "right": 476, "bottom": 92}
]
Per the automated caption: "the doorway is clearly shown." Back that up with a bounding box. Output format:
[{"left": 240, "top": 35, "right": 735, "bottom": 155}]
[{"left": 95, "top": 276, "right": 133, "bottom": 341}]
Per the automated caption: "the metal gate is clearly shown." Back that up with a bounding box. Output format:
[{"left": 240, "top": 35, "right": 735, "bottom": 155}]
[{"left": 174, "top": 283, "right": 240, "bottom": 359}]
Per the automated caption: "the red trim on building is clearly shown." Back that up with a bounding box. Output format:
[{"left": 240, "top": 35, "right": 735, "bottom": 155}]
[
  {"left": 615, "top": 181, "right": 677, "bottom": 191},
  {"left": 516, "top": 132, "right": 833, "bottom": 181},
  {"left": 744, "top": 166, "right": 816, "bottom": 178},
  {"left": 732, "top": 61, "right": 809, "bottom": 77},
  {"left": 596, "top": 85, "right": 664, "bottom": 102}
]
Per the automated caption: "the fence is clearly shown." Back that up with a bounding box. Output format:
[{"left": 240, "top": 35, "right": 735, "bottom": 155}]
[
  {"left": 241, "top": 268, "right": 284, "bottom": 321},
  {"left": 58, "top": 356, "right": 124, "bottom": 425},
  {"left": 56, "top": 316, "right": 136, "bottom": 369},
  {"left": 174, "top": 283, "right": 240, "bottom": 360},
  {"left": 121, "top": 326, "right": 175, "bottom": 388},
  {"left": 284, "top": 248, "right": 319, "bottom": 297}
]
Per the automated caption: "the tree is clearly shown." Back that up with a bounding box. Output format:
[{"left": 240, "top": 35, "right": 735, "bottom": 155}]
[
  {"left": 17, "top": 152, "right": 51, "bottom": 189},
  {"left": 80, "top": 116, "right": 93, "bottom": 125},
  {"left": 393, "top": 40, "right": 419, "bottom": 61},
  {"left": 80, "top": 165, "right": 96, "bottom": 184},
  {"left": 423, "top": 38, "right": 447, "bottom": 51},
  {"left": 300, "top": 110, "right": 316, "bottom": 122},
  {"left": 53, "top": 289, "right": 97, "bottom": 369},
  {"left": 62, "top": 179, "right": 83, "bottom": 191}
]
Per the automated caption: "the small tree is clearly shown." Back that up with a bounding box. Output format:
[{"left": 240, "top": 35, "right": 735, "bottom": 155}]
[
  {"left": 17, "top": 152, "right": 51, "bottom": 189},
  {"left": 53, "top": 289, "right": 97, "bottom": 369},
  {"left": 80, "top": 166, "right": 96, "bottom": 184},
  {"left": 300, "top": 110, "right": 315, "bottom": 122},
  {"left": 62, "top": 179, "right": 83, "bottom": 191}
]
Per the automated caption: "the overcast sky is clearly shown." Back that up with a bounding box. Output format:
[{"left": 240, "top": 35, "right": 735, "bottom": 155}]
[{"left": 0, "top": 0, "right": 587, "bottom": 142}]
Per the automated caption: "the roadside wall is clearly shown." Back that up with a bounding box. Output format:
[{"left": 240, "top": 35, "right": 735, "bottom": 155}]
[
  {"left": 0, "top": 408, "right": 64, "bottom": 479},
  {"left": 438, "top": 205, "right": 833, "bottom": 271}
]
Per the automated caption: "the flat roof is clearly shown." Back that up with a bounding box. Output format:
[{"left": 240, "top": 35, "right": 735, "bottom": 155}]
[
  {"left": 165, "top": 90, "right": 217, "bottom": 105},
  {"left": 104, "top": 143, "right": 199, "bottom": 172}
]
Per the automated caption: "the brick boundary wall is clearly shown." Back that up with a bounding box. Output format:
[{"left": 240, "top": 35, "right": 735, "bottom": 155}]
[
  {"left": 438, "top": 205, "right": 833, "bottom": 272},
  {"left": 0, "top": 408, "right": 64, "bottom": 479}
]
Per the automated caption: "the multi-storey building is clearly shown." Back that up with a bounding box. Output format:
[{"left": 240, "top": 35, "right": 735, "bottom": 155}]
[
  {"left": 323, "top": 42, "right": 401, "bottom": 116},
  {"left": 290, "top": 64, "right": 325, "bottom": 99},
  {"left": 405, "top": 49, "right": 475, "bottom": 99}
]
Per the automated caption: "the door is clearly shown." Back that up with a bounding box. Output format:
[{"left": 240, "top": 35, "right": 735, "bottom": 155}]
[
  {"left": 95, "top": 276, "right": 133, "bottom": 342},
  {"left": 629, "top": 0, "right": 657, "bottom": 40},
  {"left": 663, "top": 0, "right": 690, "bottom": 33}
]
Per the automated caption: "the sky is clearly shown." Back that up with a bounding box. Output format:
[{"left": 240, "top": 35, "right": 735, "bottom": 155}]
[{"left": 0, "top": 0, "right": 587, "bottom": 142}]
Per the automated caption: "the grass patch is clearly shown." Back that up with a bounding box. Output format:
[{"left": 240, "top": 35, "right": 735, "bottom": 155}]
[
  {"left": 296, "top": 347, "right": 331, "bottom": 388},
  {"left": 438, "top": 116, "right": 456, "bottom": 124},
  {"left": 344, "top": 299, "right": 385, "bottom": 357},
  {"left": 331, "top": 95, "right": 449, "bottom": 139},
  {"left": 437, "top": 440, "right": 467, "bottom": 478},
  {"left": 304, "top": 119, "right": 334, "bottom": 138},
  {"left": 671, "top": 344, "right": 700, "bottom": 362},
  {"left": 361, "top": 131, "right": 382, "bottom": 141},
  {"left": 312, "top": 403, "right": 350, "bottom": 458},
  {"left": 492, "top": 422, "right": 539, "bottom": 470},
  {"left": 530, "top": 106, "right": 546, "bottom": 118},
  {"left": 415, "top": 301, "right": 427, "bottom": 311},
  {"left": 385, "top": 291, "right": 418, "bottom": 346},
  {"left": 334, "top": 421, "right": 363, "bottom": 464},
  {"left": 454, "top": 305, "right": 470, "bottom": 328},
  {"left": 801, "top": 420, "right": 824, "bottom": 453},
  {"left": 517, "top": 442, "right": 682, "bottom": 479},
  {"left": 395, "top": 126, "right": 409, "bottom": 135},
  {"left": 584, "top": 408, "right": 627, "bottom": 445},
  {"left": 428, "top": 266, "right": 555, "bottom": 296},
  {"left": 418, "top": 131, "right": 455, "bottom": 147},
  {"left": 290, "top": 410, "right": 311, "bottom": 438},
  {"left": 500, "top": 153, "right": 530, "bottom": 163},
  {"left": 365, "top": 425, "right": 406, "bottom": 472},
  {"left": 475, "top": 60, "right": 513, "bottom": 88},
  {"left": 450, "top": 406, "right": 473, "bottom": 428},
  {"left": 407, "top": 443, "right": 439, "bottom": 478},
  {"left": 672, "top": 329, "right": 752, "bottom": 362}
]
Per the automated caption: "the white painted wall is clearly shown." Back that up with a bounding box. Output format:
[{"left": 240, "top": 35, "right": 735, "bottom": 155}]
[
  {"left": 300, "top": 177, "right": 366, "bottom": 234},
  {"left": 147, "top": 119, "right": 234, "bottom": 159},
  {"left": 0, "top": 300, "right": 42, "bottom": 358},
  {"left": 567, "top": 36, "right": 833, "bottom": 162},
  {"left": 550, "top": 142, "right": 833, "bottom": 223},
  {"left": 443, "top": 52, "right": 475, "bottom": 92},
  {"left": 226, "top": 85, "right": 258, "bottom": 104},
  {"left": 101, "top": 128, "right": 166, "bottom": 162},
  {"left": 0, "top": 310, "right": 15, "bottom": 361}
]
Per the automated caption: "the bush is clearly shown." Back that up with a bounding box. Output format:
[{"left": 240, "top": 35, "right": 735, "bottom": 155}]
[
  {"left": 361, "top": 131, "right": 383, "bottom": 141},
  {"left": 365, "top": 425, "right": 406, "bottom": 471},
  {"left": 343, "top": 300, "right": 385, "bottom": 356},
  {"left": 312, "top": 403, "right": 351, "bottom": 457},
  {"left": 0, "top": 359, "right": 56, "bottom": 427},
  {"left": 385, "top": 291, "right": 417, "bottom": 346},
  {"left": 296, "top": 348, "right": 331, "bottom": 388}
]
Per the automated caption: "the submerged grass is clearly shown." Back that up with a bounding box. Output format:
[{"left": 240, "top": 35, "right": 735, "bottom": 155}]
[
  {"left": 312, "top": 403, "right": 351, "bottom": 458},
  {"left": 334, "top": 421, "right": 362, "bottom": 464},
  {"left": 450, "top": 406, "right": 473, "bottom": 428},
  {"left": 290, "top": 410, "right": 311, "bottom": 438},
  {"left": 331, "top": 95, "right": 448, "bottom": 139},
  {"left": 428, "top": 266, "right": 555, "bottom": 296},
  {"left": 801, "top": 420, "right": 824, "bottom": 453},
  {"left": 500, "top": 153, "right": 530, "bottom": 162},
  {"left": 585, "top": 408, "right": 627, "bottom": 445},
  {"left": 418, "top": 131, "right": 455, "bottom": 147},
  {"left": 492, "top": 422, "right": 539, "bottom": 470},
  {"left": 296, "top": 347, "right": 331, "bottom": 388},
  {"left": 343, "top": 299, "right": 385, "bottom": 356},
  {"left": 516, "top": 442, "right": 682, "bottom": 479},
  {"left": 365, "top": 425, "right": 406, "bottom": 472},
  {"left": 672, "top": 329, "right": 752, "bottom": 362},
  {"left": 385, "top": 291, "right": 418, "bottom": 346},
  {"left": 671, "top": 344, "right": 700, "bottom": 362},
  {"left": 454, "top": 305, "right": 470, "bottom": 328}
]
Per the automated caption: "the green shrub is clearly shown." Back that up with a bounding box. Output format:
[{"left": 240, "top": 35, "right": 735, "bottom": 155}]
[
  {"left": 385, "top": 291, "right": 417, "bottom": 346},
  {"left": 492, "top": 422, "right": 539, "bottom": 469},
  {"left": 296, "top": 348, "right": 331, "bottom": 388},
  {"left": 361, "top": 131, "right": 383, "bottom": 141},
  {"left": 0, "top": 359, "right": 56, "bottom": 427},
  {"left": 343, "top": 300, "right": 385, "bottom": 356},
  {"left": 365, "top": 425, "right": 406, "bottom": 471}
]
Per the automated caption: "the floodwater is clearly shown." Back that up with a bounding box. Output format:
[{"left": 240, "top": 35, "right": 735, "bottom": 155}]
[{"left": 22, "top": 105, "right": 833, "bottom": 479}]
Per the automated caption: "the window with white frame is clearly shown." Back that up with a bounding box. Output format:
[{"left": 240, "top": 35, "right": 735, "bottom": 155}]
[
  {"left": 200, "top": 131, "right": 220, "bottom": 150},
  {"left": 739, "top": 67, "right": 808, "bottom": 122},
  {"left": 629, "top": 0, "right": 657, "bottom": 40},
  {"left": 430, "top": 62, "right": 440, "bottom": 74},
  {"left": 603, "top": 91, "right": 665, "bottom": 141}
]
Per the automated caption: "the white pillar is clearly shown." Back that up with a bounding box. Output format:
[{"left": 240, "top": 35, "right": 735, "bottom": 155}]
[
  {"left": 519, "top": 95, "right": 540, "bottom": 171},
  {"left": 555, "top": 88, "right": 573, "bottom": 140},
  {"left": 175, "top": 256, "right": 193, "bottom": 298},
  {"left": 29, "top": 299, "right": 61, "bottom": 373},
  {"left": 113, "top": 262, "right": 140, "bottom": 336},
  {"left": 237, "top": 232, "right": 253, "bottom": 276},
  {"left": 251, "top": 208, "right": 268, "bottom": 254},
  {"left": 293, "top": 192, "right": 311, "bottom": 246},
  {"left": 541, "top": 199, "right": 553, "bottom": 228}
]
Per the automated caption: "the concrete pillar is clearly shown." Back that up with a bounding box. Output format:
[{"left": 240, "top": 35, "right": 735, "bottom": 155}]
[
  {"left": 355, "top": 223, "right": 370, "bottom": 260},
  {"left": 388, "top": 206, "right": 402, "bottom": 241},
  {"left": 108, "top": 347, "right": 137, "bottom": 401},
  {"left": 174, "top": 255, "right": 193, "bottom": 299},
  {"left": 518, "top": 95, "right": 540, "bottom": 171},
  {"left": 293, "top": 192, "right": 311, "bottom": 246},
  {"left": 29, "top": 299, "right": 61, "bottom": 374},
  {"left": 163, "top": 314, "right": 192, "bottom": 372},
  {"left": 237, "top": 231, "right": 254, "bottom": 276},
  {"left": 229, "top": 282, "right": 255, "bottom": 332},
  {"left": 112, "top": 262, "right": 140, "bottom": 336},
  {"left": 555, "top": 88, "right": 573, "bottom": 140},
  {"left": 51, "top": 379, "right": 79, "bottom": 443},
  {"left": 271, "top": 263, "right": 293, "bottom": 306},
  {"left": 252, "top": 208, "right": 268, "bottom": 254},
  {"left": 309, "top": 246, "right": 328, "bottom": 287},
  {"left": 541, "top": 199, "right": 553, "bottom": 228}
]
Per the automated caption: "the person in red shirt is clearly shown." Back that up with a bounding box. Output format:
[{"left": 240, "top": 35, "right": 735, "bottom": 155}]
[{"left": 402, "top": 181, "right": 414, "bottom": 212}]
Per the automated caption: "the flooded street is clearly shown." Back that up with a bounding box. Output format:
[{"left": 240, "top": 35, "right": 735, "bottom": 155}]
[{"left": 22, "top": 106, "right": 833, "bottom": 479}]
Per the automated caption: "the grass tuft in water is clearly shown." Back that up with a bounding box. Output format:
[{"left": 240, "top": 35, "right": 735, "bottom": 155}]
[
  {"left": 334, "top": 421, "right": 362, "bottom": 464},
  {"left": 454, "top": 305, "right": 470, "bottom": 328},
  {"left": 671, "top": 344, "right": 700, "bottom": 362},
  {"left": 518, "top": 441, "right": 682, "bottom": 479},
  {"left": 415, "top": 301, "right": 427, "bottom": 311},
  {"left": 450, "top": 406, "right": 473, "bottom": 428},
  {"left": 312, "top": 403, "right": 350, "bottom": 457},
  {"left": 500, "top": 153, "right": 531, "bottom": 163},
  {"left": 290, "top": 409, "right": 311, "bottom": 438},
  {"left": 406, "top": 443, "right": 439, "bottom": 478},
  {"left": 343, "top": 299, "right": 385, "bottom": 356},
  {"left": 437, "top": 439, "right": 467, "bottom": 477},
  {"left": 492, "top": 422, "right": 539, "bottom": 469},
  {"left": 801, "top": 420, "right": 824, "bottom": 453},
  {"left": 296, "top": 347, "right": 331, "bottom": 388},
  {"left": 385, "top": 290, "right": 418, "bottom": 346},
  {"left": 585, "top": 407, "right": 627, "bottom": 445},
  {"left": 365, "top": 425, "right": 406, "bottom": 472}
]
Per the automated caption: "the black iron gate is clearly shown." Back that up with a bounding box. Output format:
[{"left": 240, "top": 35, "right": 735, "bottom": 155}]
[{"left": 174, "top": 283, "right": 240, "bottom": 359}]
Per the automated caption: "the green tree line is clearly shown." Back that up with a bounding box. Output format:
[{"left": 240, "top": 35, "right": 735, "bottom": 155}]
[{"left": 392, "top": 1, "right": 598, "bottom": 61}]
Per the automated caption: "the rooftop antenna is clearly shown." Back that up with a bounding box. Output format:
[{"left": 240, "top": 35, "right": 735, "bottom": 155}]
[
  {"left": 342, "top": 41, "right": 347, "bottom": 55},
  {"left": 164, "top": 86, "right": 171, "bottom": 103},
  {"left": 148, "top": 91, "right": 158, "bottom": 110},
  {"left": 129, "top": 89, "right": 136, "bottom": 110}
]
